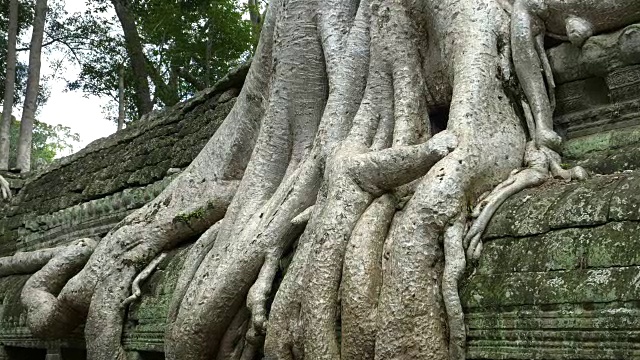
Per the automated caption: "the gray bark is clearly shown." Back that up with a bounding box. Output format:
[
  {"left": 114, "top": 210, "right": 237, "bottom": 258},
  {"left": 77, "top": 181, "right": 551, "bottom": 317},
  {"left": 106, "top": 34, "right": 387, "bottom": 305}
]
[
  {"left": 0, "top": 0, "right": 19, "bottom": 170},
  {"left": 16, "top": 0, "right": 48, "bottom": 172},
  {"left": 117, "top": 64, "right": 125, "bottom": 131},
  {"left": 111, "top": 0, "right": 153, "bottom": 117},
  {"left": 0, "top": 247, "right": 62, "bottom": 277}
]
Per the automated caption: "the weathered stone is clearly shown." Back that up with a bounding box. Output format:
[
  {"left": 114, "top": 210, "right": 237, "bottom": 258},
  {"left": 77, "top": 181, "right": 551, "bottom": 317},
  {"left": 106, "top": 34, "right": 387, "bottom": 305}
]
[
  {"left": 463, "top": 266, "right": 640, "bottom": 308},
  {"left": 609, "top": 175, "right": 640, "bottom": 221},
  {"left": 478, "top": 221, "right": 640, "bottom": 275},
  {"left": 546, "top": 175, "right": 621, "bottom": 229}
]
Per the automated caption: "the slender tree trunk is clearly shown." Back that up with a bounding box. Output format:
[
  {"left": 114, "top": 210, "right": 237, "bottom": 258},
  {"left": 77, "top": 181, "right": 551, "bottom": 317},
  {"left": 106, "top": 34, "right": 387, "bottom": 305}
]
[
  {"left": 248, "top": 0, "right": 261, "bottom": 26},
  {"left": 111, "top": 0, "right": 153, "bottom": 117},
  {"left": 0, "top": 0, "right": 19, "bottom": 170},
  {"left": 16, "top": 0, "right": 48, "bottom": 173},
  {"left": 117, "top": 64, "right": 125, "bottom": 131},
  {"left": 205, "top": 27, "right": 212, "bottom": 89}
]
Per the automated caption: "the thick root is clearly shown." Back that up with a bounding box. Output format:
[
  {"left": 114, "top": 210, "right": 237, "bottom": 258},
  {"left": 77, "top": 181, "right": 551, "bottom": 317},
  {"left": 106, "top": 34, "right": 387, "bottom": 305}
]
[
  {"left": 341, "top": 194, "right": 396, "bottom": 360},
  {"left": 21, "top": 238, "right": 97, "bottom": 338},
  {"left": 442, "top": 216, "right": 467, "bottom": 360},
  {"left": 464, "top": 142, "right": 588, "bottom": 262},
  {"left": 166, "top": 223, "right": 220, "bottom": 327},
  {"left": 0, "top": 247, "right": 62, "bottom": 277},
  {"left": 85, "top": 267, "right": 136, "bottom": 360}
]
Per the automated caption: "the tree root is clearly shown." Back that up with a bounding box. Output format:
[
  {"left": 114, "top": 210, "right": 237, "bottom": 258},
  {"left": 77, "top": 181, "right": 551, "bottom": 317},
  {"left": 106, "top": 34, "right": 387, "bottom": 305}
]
[
  {"left": 21, "top": 238, "right": 97, "bottom": 338},
  {"left": 0, "top": 247, "right": 63, "bottom": 277},
  {"left": 0, "top": 175, "right": 10, "bottom": 200},
  {"left": 442, "top": 216, "right": 467, "bottom": 360},
  {"left": 121, "top": 252, "right": 168, "bottom": 308},
  {"left": 341, "top": 194, "right": 395, "bottom": 359},
  {"left": 215, "top": 307, "right": 250, "bottom": 360},
  {"left": 464, "top": 145, "right": 588, "bottom": 262},
  {"left": 247, "top": 250, "right": 281, "bottom": 335},
  {"left": 166, "top": 223, "right": 220, "bottom": 327}
]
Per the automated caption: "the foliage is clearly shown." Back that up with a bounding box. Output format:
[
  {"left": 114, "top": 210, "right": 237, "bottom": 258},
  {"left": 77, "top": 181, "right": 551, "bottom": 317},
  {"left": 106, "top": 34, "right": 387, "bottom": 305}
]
[
  {"left": 8, "top": 116, "right": 79, "bottom": 169},
  {"left": 65, "top": 0, "right": 256, "bottom": 125}
]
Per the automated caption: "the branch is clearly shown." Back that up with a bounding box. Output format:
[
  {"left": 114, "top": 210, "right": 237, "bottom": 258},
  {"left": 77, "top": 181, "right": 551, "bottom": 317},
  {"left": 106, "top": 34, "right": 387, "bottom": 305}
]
[
  {"left": 16, "top": 38, "right": 57, "bottom": 51},
  {"left": 176, "top": 67, "right": 206, "bottom": 91},
  {"left": 144, "top": 56, "right": 180, "bottom": 106}
]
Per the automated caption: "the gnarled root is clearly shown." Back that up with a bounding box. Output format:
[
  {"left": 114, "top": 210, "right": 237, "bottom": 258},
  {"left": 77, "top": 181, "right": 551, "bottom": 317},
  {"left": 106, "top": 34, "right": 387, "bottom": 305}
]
[
  {"left": 121, "top": 252, "right": 168, "bottom": 308},
  {"left": 442, "top": 216, "right": 467, "bottom": 360},
  {"left": 0, "top": 247, "right": 63, "bottom": 277},
  {"left": 21, "top": 238, "right": 97, "bottom": 338},
  {"left": 464, "top": 141, "right": 588, "bottom": 262}
]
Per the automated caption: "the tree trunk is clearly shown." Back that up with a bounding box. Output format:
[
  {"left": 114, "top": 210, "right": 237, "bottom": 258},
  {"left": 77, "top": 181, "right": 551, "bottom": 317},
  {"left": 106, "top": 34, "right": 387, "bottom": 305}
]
[
  {"left": 248, "top": 0, "right": 261, "bottom": 26},
  {"left": 0, "top": 0, "right": 19, "bottom": 170},
  {"left": 117, "top": 64, "right": 125, "bottom": 131},
  {"left": 16, "top": 0, "right": 48, "bottom": 173},
  {"left": 111, "top": 0, "right": 153, "bottom": 118},
  {"left": 21, "top": 0, "right": 547, "bottom": 359}
]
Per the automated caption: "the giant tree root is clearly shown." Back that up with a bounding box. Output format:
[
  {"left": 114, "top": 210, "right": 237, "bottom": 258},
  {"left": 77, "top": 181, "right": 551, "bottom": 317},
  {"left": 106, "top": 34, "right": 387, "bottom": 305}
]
[
  {"left": 0, "top": 247, "right": 63, "bottom": 277},
  {"left": 21, "top": 238, "right": 97, "bottom": 338},
  {"left": 20, "top": 0, "right": 574, "bottom": 358},
  {"left": 465, "top": 115, "right": 588, "bottom": 262}
]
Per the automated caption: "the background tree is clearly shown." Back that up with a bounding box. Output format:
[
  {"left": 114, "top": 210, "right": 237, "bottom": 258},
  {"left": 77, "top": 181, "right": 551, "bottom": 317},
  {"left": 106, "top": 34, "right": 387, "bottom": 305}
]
[
  {"left": 8, "top": 116, "right": 78, "bottom": 169},
  {"left": 0, "top": 0, "right": 39, "bottom": 170},
  {"left": 64, "top": 0, "right": 254, "bottom": 125},
  {"left": 0, "top": 0, "right": 19, "bottom": 170},
  {"left": 15, "top": 0, "right": 48, "bottom": 172},
  {"left": 110, "top": 0, "right": 152, "bottom": 117},
  {"left": 117, "top": 63, "right": 124, "bottom": 131}
]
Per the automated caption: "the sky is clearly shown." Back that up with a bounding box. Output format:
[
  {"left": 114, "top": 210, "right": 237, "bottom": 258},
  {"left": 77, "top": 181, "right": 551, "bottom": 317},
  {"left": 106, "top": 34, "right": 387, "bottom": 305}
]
[{"left": 17, "top": 0, "right": 117, "bottom": 156}]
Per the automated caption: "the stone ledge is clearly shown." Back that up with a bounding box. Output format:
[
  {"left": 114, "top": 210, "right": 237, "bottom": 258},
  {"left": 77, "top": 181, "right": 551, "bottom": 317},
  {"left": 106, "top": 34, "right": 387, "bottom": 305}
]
[{"left": 484, "top": 172, "right": 632, "bottom": 240}]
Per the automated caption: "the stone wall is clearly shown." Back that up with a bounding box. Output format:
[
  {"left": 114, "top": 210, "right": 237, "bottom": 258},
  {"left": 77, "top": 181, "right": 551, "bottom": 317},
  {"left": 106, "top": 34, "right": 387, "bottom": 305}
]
[
  {"left": 462, "top": 173, "right": 640, "bottom": 359},
  {"left": 0, "top": 64, "right": 247, "bottom": 258}
]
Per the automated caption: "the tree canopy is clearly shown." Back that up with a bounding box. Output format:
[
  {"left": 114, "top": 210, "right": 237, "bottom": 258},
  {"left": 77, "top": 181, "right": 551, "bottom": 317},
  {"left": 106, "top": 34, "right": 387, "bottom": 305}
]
[
  {"left": 66, "top": 0, "right": 256, "bottom": 124},
  {"left": 8, "top": 116, "right": 79, "bottom": 169}
]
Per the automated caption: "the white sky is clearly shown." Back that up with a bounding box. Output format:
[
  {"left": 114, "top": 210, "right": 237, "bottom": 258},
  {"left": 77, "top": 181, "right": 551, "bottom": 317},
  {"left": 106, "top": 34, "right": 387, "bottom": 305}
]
[{"left": 17, "top": 0, "right": 117, "bottom": 156}]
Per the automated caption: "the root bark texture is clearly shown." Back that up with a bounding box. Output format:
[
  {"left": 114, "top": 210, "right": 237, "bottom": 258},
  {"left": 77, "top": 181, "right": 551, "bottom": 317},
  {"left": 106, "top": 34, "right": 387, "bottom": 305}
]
[
  {"left": 0, "top": 247, "right": 62, "bottom": 277},
  {"left": 0, "top": 175, "right": 10, "bottom": 200},
  {"left": 21, "top": 238, "right": 97, "bottom": 338}
]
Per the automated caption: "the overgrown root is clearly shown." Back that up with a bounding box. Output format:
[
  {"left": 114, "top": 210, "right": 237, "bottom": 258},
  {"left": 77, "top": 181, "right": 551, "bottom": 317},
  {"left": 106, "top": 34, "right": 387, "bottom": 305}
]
[
  {"left": 464, "top": 141, "right": 588, "bottom": 262},
  {"left": 442, "top": 216, "right": 467, "bottom": 360},
  {"left": 121, "top": 251, "right": 168, "bottom": 308},
  {"left": 21, "top": 238, "right": 97, "bottom": 338},
  {"left": 0, "top": 247, "right": 62, "bottom": 277}
]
